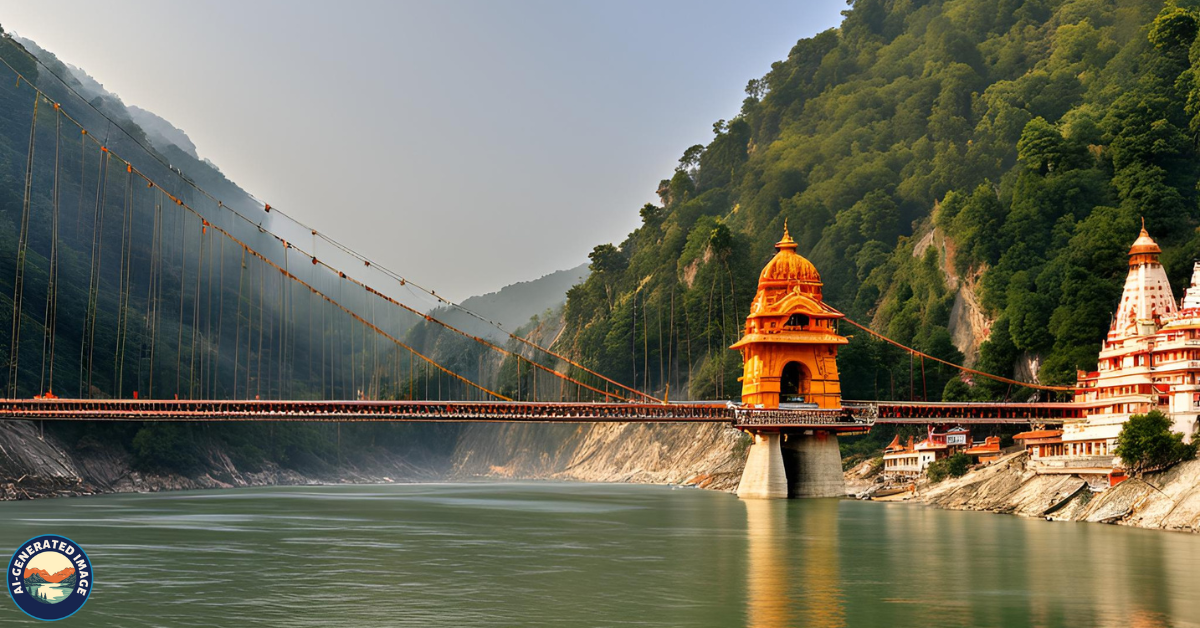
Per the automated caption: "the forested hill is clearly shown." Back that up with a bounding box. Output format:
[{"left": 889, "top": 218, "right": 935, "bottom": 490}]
[{"left": 559, "top": 0, "right": 1200, "bottom": 403}]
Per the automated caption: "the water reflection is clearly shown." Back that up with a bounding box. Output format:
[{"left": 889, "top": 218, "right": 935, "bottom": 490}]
[
  {"left": 0, "top": 484, "right": 1198, "bottom": 627},
  {"left": 857, "top": 503, "right": 1200, "bottom": 627},
  {"left": 1018, "top": 522, "right": 1185, "bottom": 628},
  {"left": 744, "top": 498, "right": 845, "bottom": 628},
  {"left": 744, "top": 500, "right": 790, "bottom": 628}
]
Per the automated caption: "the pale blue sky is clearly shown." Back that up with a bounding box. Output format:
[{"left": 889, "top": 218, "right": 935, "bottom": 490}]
[{"left": 1, "top": 0, "right": 845, "bottom": 300}]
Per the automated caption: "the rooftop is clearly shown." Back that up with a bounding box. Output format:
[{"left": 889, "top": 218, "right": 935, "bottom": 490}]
[{"left": 1014, "top": 429, "right": 1063, "bottom": 440}]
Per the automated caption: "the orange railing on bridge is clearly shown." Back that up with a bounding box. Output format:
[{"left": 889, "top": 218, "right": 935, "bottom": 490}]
[
  {"left": 0, "top": 397, "right": 1078, "bottom": 428},
  {"left": 864, "top": 401, "right": 1081, "bottom": 424}
]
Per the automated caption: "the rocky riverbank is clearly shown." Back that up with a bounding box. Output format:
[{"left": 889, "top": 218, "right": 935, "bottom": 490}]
[
  {"left": 918, "top": 451, "right": 1200, "bottom": 533},
  {"left": 449, "top": 422, "right": 749, "bottom": 491},
  {"left": 0, "top": 420, "right": 449, "bottom": 500},
  {"left": 22, "top": 414, "right": 1200, "bottom": 536},
  {"left": 0, "top": 419, "right": 752, "bottom": 501}
]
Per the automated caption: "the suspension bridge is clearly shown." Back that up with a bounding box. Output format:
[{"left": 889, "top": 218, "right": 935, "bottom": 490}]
[{"left": 0, "top": 35, "right": 1080, "bottom": 497}]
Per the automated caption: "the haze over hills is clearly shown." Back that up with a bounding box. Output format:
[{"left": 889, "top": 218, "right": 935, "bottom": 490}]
[
  {"left": 0, "top": 21, "right": 596, "bottom": 485},
  {"left": 9, "top": 31, "right": 587, "bottom": 334},
  {"left": 435, "top": 264, "right": 588, "bottom": 342}
]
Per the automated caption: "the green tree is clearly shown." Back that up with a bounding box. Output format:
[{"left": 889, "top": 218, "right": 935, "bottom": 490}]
[
  {"left": 926, "top": 453, "right": 970, "bottom": 482},
  {"left": 1114, "top": 410, "right": 1198, "bottom": 475}
]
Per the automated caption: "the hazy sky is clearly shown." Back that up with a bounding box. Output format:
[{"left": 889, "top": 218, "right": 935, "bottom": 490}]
[{"left": 1, "top": 1, "right": 845, "bottom": 301}]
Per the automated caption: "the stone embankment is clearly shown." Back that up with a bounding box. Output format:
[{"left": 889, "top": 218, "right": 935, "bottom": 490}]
[{"left": 919, "top": 451, "right": 1200, "bottom": 533}]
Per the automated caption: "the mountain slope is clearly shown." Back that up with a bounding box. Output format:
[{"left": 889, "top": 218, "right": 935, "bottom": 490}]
[
  {"left": 432, "top": 263, "right": 588, "bottom": 342},
  {"left": 558, "top": 0, "right": 1200, "bottom": 406}
]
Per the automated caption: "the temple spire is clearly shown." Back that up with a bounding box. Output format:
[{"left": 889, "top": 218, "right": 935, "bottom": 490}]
[
  {"left": 1112, "top": 226, "right": 1175, "bottom": 338},
  {"left": 775, "top": 221, "right": 797, "bottom": 251},
  {"left": 1182, "top": 261, "right": 1200, "bottom": 311}
]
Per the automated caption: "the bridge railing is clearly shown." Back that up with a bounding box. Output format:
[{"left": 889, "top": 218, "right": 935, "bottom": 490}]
[
  {"left": 731, "top": 404, "right": 877, "bottom": 430},
  {"left": 0, "top": 399, "right": 734, "bottom": 423},
  {"left": 0, "top": 398, "right": 1079, "bottom": 426},
  {"left": 863, "top": 401, "right": 1081, "bottom": 423}
]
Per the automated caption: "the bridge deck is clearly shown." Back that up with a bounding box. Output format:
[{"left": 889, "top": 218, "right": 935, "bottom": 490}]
[
  {"left": 0, "top": 398, "right": 1078, "bottom": 428},
  {"left": 872, "top": 401, "right": 1082, "bottom": 424}
]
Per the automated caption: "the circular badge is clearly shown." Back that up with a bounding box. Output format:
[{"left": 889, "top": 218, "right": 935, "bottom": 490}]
[{"left": 7, "top": 535, "right": 92, "bottom": 621}]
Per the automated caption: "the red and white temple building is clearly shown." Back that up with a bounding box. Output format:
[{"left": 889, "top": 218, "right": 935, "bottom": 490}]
[
  {"left": 1031, "top": 226, "right": 1200, "bottom": 477},
  {"left": 881, "top": 427, "right": 972, "bottom": 478}
]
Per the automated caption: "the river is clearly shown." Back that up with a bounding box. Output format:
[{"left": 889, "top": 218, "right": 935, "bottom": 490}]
[{"left": 0, "top": 482, "right": 1197, "bottom": 627}]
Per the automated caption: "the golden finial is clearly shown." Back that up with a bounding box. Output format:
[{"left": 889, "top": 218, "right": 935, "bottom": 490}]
[{"left": 775, "top": 219, "right": 797, "bottom": 251}]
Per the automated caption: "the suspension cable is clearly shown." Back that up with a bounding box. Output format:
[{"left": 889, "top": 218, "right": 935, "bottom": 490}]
[
  {"left": 138, "top": 181, "right": 510, "bottom": 400},
  {"left": 0, "top": 44, "right": 650, "bottom": 404},
  {"left": 835, "top": 314, "right": 1078, "bottom": 393},
  {"left": 0, "top": 48, "right": 635, "bottom": 403}
]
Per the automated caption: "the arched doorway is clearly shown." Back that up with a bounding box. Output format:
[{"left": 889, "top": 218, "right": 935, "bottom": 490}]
[{"left": 780, "top": 361, "right": 809, "bottom": 403}]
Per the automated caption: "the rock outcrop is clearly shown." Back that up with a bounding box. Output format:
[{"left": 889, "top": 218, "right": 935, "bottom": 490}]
[
  {"left": 0, "top": 420, "right": 448, "bottom": 500},
  {"left": 451, "top": 422, "right": 748, "bottom": 491},
  {"left": 921, "top": 452, "right": 1200, "bottom": 533}
]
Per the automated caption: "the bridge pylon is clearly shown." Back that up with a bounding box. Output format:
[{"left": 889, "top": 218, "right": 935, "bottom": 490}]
[{"left": 731, "top": 225, "right": 850, "bottom": 499}]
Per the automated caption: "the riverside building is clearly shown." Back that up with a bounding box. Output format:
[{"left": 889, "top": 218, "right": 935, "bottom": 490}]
[
  {"left": 880, "top": 427, "right": 972, "bottom": 478},
  {"left": 1060, "top": 227, "right": 1200, "bottom": 476}
]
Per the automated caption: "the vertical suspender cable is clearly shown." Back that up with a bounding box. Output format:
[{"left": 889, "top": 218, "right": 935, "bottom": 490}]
[
  {"left": 114, "top": 164, "right": 133, "bottom": 396},
  {"left": 215, "top": 235, "right": 226, "bottom": 398},
  {"left": 233, "top": 246, "right": 246, "bottom": 398},
  {"left": 320, "top": 286, "right": 327, "bottom": 399},
  {"left": 39, "top": 106, "right": 61, "bottom": 396},
  {"left": 146, "top": 190, "right": 162, "bottom": 398},
  {"left": 280, "top": 246, "right": 288, "bottom": 398},
  {"left": 255, "top": 262, "right": 265, "bottom": 398},
  {"left": 204, "top": 226, "right": 216, "bottom": 398},
  {"left": 921, "top": 355, "right": 928, "bottom": 402},
  {"left": 75, "top": 130, "right": 86, "bottom": 240},
  {"left": 6, "top": 93, "right": 38, "bottom": 397},
  {"left": 81, "top": 148, "right": 108, "bottom": 398},
  {"left": 175, "top": 208, "right": 187, "bottom": 398},
  {"left": 189, "top": 225, "right": 203, "bottom": 398}
]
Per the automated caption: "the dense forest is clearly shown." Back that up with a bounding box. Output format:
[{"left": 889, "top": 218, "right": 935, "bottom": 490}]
[{"left": 558, "top": 0, "right": 1200, "bottom": 406}]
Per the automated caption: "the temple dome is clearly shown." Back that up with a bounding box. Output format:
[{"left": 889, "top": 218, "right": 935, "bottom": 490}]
[
  {"left": 1129, "top": 225, "right": 1161, "bottom": 257},
  {"left": 758, "top": 224, "right": 821, "bottom": 286}
]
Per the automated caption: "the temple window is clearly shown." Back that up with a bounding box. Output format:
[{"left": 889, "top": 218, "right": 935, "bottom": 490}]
[{"left": 786, "top": 314, "right": 810, "bottom": 328}]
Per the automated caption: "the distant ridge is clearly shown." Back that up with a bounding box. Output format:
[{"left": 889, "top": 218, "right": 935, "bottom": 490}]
[
  {"left": 24, "top": 567, "right": 75, "bottom": 584},
  {"left": 437, "top": 264, "right": 589, "bottom": 341}
]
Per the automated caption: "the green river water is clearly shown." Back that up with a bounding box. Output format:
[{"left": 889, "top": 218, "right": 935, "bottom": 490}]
[{"left": 0, "top": 482, "right": 1197, "bottom": 627}]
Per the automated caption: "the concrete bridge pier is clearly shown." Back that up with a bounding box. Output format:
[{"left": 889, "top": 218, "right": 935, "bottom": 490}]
[
  {"left": 737, "top": 429, "right": 845, "bottom": 499},
  {"left": 780, "top": 430, "right": 845, "bottom": 498},
  {"left": 736, "top": 431, "right": 788, "bottom": 499}
]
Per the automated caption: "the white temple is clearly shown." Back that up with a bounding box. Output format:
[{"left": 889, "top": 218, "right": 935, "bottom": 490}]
[{"left": 1061, "top": 227, "right": 1200, "bottom": 476}]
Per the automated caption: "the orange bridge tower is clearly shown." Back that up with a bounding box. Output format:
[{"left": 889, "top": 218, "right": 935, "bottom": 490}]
[{"left": 731, "top": 225, "right": 849, "bottom": 498}]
